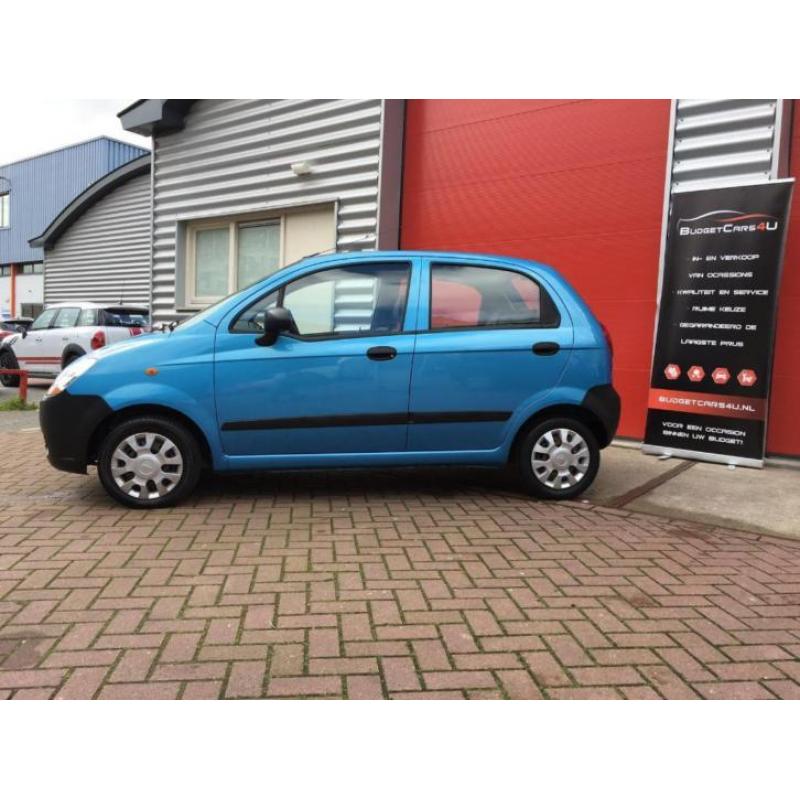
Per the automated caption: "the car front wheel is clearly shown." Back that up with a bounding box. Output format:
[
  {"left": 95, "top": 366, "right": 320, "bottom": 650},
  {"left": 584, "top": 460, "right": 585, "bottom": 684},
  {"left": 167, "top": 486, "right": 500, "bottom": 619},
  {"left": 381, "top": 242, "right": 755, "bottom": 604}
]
[
  {"left": 97, "top": 415, "right": 202, "bottom": 508},
  {"left": 0, "top": 350, "right": 20, "bottom": 387},
  {"left": 518, "top": 417, "right": 599, "bottom": 500}
]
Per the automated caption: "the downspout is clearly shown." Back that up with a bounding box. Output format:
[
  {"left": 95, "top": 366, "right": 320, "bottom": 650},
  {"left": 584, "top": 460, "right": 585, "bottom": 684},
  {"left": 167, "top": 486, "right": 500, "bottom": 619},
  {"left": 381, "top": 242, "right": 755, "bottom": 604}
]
[
  {"left": 148, "top": 136, "right": 155, "bottom": 323},
  {"left": 375, "top": 99, "right": 407, "bottom": 250},
  {"left": 9, "top": 263, "right": 16, "bottom": 316}
]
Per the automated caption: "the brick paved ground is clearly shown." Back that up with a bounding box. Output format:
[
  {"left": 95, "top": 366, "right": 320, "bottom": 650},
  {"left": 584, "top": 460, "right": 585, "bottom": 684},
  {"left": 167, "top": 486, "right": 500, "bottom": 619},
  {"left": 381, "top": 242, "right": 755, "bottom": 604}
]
[{"left": 1, "top": 427, "right": 799, "bottom": 699}]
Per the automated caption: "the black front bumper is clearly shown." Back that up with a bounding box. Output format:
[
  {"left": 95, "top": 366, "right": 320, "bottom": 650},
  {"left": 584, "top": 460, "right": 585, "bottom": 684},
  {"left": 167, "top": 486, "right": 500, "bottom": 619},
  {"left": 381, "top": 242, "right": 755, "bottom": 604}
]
[
  {"left": 39, "top": 391, "right": 113, "bottom": 474},
  {"left": 581, "top": 383, "right": 621, "bottom": 447}
]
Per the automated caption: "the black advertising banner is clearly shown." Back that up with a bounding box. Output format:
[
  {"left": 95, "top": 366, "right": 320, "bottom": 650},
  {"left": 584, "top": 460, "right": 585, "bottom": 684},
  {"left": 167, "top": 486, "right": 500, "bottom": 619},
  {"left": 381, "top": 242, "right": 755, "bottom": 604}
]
[{"left": 644, "top": 180, "right": 794, "bottom": 466}]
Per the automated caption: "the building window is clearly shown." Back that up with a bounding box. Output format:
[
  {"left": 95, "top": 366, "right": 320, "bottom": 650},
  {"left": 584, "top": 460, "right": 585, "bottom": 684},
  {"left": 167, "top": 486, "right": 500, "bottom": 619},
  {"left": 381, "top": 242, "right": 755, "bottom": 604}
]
[
  {"left": 0, "top": 193, "right": 9, "bottom": 228},
  {"left": 187, "top": 219, "right": 281, "bottom": 306},
  {"left": 0, "top": 265, "right": 11, "bottom": 277},
  {"left": 21, "top": 263, "right": 43, "bottom": 274},
  {"left": 238, "top": 222, "right": 281, "bottom": 288},
  {"left": 183, "top": 205, "right": 335, "bottom": 308},
  {"left": 21, "top": 303, "right": 43, "bottom": 319}
]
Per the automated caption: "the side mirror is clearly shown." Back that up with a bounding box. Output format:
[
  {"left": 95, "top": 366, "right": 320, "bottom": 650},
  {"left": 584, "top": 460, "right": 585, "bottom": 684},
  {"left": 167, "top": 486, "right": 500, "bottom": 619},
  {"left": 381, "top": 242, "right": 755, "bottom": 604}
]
[
  {"left": 256, "top": 307, "right": 298, "bottom": 346},
  {"left": 19, "top": 327, "right": 27, "bottom": 338}
]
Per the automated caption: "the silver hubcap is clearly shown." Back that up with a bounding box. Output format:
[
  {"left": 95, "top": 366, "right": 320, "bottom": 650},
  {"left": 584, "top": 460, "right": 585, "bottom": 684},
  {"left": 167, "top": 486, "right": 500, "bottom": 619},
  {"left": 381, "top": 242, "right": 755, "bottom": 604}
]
[
  {"left": 111, "top": 432, "right": 184, "bottom": 500},
  {"left": 531, "top": 427, "right": 590, "bottom": 490}
]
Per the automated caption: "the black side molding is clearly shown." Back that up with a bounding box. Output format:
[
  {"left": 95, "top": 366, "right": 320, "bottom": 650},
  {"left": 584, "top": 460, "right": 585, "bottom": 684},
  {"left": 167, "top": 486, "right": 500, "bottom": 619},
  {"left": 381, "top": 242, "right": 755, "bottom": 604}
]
[
  {"left": 222, "top": 410, "right": 511, "bottom": 432},
  {"left": 580, "top": 384, "right": 621, "bottom": 448}
]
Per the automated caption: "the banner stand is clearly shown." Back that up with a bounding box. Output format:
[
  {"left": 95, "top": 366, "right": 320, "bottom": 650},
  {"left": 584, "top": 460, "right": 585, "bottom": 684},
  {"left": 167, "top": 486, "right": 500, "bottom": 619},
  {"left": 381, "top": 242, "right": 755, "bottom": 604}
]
[
  {"left": 641, "top": 443, "right": 764, "bottom": 469},
  {"left": 643, "top": 179, "right": 794, "bottom": 468}
]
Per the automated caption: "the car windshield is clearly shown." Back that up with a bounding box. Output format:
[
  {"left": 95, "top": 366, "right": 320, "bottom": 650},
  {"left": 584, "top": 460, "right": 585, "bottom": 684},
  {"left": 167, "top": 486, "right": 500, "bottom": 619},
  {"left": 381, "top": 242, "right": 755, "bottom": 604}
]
[
  {"left": 172, "top": 291, "right": 248, "bottom": 331},
  {"left": 173, "top": 255, "right": 314, "bottom": 330}
]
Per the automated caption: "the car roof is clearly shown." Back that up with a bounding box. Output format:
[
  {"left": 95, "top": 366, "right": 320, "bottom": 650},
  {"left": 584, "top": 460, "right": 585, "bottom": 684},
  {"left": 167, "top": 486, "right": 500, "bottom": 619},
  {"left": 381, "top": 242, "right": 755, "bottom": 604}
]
[
  {"left": 303, "top": 249, "right": 541, "bottom": 262},
  {"left": 296, "top": 249, "right": 562, "bottom": 278}
]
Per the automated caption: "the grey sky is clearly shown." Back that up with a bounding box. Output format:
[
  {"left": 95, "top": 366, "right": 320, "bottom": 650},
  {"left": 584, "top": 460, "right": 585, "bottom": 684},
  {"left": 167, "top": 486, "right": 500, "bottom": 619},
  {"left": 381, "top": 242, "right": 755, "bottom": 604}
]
[{"left": 0, "top": 100, "right": 149, "bottom": 166}]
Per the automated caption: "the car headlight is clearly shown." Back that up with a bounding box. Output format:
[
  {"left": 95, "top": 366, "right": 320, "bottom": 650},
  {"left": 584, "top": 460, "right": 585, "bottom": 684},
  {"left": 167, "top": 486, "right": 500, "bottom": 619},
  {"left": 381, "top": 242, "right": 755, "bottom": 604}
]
[{"left": 46, "top": 357, "right": 97, "bottom": 397}]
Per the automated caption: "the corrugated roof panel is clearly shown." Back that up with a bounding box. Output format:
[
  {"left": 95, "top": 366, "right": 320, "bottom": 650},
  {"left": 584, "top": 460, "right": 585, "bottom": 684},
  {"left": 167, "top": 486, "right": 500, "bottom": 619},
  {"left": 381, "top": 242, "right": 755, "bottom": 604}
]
[{"left": 0, "top": 137, "right": 149, "bottom": 265}]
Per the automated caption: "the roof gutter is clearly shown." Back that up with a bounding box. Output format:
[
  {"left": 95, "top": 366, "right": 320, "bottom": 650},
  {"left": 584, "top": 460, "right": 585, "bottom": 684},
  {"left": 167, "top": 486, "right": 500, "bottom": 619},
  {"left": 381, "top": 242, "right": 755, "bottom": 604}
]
[
  {"left": 30, "top": 154, "right": 151, "bottom": 250},
  {"left": 117, "top": 99, "right": 196, "bottom": 136}
]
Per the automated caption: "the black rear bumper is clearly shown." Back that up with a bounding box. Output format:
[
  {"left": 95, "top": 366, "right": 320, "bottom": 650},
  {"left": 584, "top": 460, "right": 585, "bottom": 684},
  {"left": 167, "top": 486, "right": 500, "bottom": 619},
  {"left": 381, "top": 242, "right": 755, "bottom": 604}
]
[
  {"left": 39, "top": 391, "right": 112, "bottom": 474},
  {"left": 581, "top": 383, "right": 621, "bottom": 447}
]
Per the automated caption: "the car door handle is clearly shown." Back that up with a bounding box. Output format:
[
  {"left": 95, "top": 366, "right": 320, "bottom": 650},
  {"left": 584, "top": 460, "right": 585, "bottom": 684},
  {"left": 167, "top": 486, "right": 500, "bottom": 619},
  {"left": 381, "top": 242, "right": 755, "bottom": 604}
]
[
  {"left": 366, "top": 346, "right": 397, "bottom": 361},
  {"left": 532, "top": 341, "right": 560, "bottom": 356}
]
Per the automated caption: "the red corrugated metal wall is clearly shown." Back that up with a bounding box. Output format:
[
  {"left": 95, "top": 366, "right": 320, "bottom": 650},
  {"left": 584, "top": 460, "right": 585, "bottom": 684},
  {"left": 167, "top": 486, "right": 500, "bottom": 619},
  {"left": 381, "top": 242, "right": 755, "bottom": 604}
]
[
  {"left": 400, "top": 99, "right": 671, "bottom": 439},
  {"left": 768, "top": 101, "right": 800, "bottom": 456}
]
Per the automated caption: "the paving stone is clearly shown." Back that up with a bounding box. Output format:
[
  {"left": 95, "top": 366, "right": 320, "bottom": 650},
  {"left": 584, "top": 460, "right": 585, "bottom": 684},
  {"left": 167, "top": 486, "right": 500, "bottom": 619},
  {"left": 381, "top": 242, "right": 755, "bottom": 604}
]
[{"left": 2, "top": 430, "right": 800, "bottom": 701}]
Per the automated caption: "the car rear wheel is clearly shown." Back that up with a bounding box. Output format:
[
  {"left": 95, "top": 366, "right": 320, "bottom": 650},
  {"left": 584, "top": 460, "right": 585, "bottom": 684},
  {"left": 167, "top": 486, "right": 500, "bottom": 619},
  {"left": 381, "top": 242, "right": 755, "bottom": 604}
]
[
  {"left": 517, "top": 417, "right": 599, "bottom": 500},
  {"left": 62, "top": 351, "right": 82, "bottom": 369},
  {"left": 97, "top": 415, "right": 202, "bottom": 509},
  {"left": 0, "top": 350, "right": 20, "bottom": 387}
]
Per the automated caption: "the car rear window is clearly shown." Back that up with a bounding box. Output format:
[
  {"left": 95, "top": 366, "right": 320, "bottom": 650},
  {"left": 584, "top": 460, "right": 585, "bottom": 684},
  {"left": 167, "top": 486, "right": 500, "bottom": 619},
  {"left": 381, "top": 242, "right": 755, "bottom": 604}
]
[
  {"left": 430, "top": 264, "right": 559, "bottom": 330},
  {"left": 101, "top": 308, "right": 150, "bottom": 327}
]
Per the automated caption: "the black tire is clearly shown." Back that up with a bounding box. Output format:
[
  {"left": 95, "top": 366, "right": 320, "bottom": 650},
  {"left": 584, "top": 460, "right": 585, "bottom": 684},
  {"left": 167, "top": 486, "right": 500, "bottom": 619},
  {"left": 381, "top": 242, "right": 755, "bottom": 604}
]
[
  {"left": 97, "top": 415, "right": 203, "bottom": 509},
  {"left": 517, "top": 416, "right": 600, "bottom": 500},
  {"left": 61, "top": 350, "right": 83, "bottom": 369},
  {"left": 0, "top": 349, "right": 20, "bottom": 388}
]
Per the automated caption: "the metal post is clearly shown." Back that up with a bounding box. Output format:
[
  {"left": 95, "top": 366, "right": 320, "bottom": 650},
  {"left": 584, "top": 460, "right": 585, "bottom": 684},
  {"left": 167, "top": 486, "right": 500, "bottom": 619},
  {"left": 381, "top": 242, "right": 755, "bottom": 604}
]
[{"left": 0, "top": 369, "right": 28, "bottom": 403}]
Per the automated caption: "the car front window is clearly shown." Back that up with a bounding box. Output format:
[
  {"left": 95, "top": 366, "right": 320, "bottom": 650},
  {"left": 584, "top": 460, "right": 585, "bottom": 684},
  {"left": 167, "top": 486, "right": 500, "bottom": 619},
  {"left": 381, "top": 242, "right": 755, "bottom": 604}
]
[
  {"left": 30, "top": 309, "right": 58, "bottom": 330},
  {"left": 231, "top": 263, "right": 411, "bottom": 336}
]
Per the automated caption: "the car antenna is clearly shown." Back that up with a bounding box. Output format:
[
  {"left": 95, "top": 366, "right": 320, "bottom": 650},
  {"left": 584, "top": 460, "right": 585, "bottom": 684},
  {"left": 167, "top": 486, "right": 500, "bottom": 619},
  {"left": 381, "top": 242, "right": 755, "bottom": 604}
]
[
  {"left": 274, "top": 236, "right": 377, "bottom": 275},
  {"left": 303, "top": 235, "right": 376, "bottom": 261}
]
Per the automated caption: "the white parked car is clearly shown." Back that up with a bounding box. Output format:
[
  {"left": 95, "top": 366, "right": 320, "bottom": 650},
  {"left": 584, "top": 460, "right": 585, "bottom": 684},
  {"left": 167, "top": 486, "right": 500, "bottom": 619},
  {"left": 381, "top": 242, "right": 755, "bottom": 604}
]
[{"left": 0, "top": 302, "right": 150, "bottom": 386}]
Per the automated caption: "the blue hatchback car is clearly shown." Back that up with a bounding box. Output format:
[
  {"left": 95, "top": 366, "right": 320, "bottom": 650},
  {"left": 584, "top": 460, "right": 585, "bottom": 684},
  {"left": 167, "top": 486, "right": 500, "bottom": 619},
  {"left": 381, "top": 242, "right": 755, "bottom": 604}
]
[{"left": 39, "top": 251, "right": 619, "bottom": 509}]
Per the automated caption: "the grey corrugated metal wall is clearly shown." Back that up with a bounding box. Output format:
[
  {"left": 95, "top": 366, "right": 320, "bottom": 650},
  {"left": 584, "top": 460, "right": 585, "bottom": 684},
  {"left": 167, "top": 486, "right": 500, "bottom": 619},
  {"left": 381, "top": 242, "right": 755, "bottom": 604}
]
[
  {"left": 44, "top": 172, "right": 151, "bottom": 305},
  {"left": 669, "top": 99, "right": 786, "bottom": 192},
  {"left": 151, "top": 99, "right": 385, "bottom": 322},
  {"left": 658, "top": 99, "right": 792, "bottom": 295}
]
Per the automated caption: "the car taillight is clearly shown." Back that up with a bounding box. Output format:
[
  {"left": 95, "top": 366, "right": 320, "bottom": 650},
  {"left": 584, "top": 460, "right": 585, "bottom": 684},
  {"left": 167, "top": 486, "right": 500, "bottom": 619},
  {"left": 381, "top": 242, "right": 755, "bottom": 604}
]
[
  {"left": 129, "top": 327, "right": 143, "bottom": 337},
  {"left": 90, "top": 330, "right": 106, "bottom": 350}
]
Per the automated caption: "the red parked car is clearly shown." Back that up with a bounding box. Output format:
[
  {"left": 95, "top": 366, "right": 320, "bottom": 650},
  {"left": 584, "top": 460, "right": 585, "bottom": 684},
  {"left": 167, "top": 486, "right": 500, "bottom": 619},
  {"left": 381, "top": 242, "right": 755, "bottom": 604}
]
[{"left": 0, "top": 318, "right": 33, "bottom": 341}]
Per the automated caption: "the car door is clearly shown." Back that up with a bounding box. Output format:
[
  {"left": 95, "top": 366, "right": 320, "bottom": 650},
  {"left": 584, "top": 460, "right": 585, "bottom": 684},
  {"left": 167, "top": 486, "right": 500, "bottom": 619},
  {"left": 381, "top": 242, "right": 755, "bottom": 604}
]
[
  {"left": 214, "top": 258, "right": 420, "bottom": 462},
  {"left": 407, "top": 259, "right": 573, "bottom": 453},
  {"left": 49, "top": 306, "right": 82, "bottom": 374},
  {"left": 11, "top": 307, "right": 62, "bottom": 374}
]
